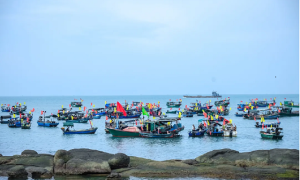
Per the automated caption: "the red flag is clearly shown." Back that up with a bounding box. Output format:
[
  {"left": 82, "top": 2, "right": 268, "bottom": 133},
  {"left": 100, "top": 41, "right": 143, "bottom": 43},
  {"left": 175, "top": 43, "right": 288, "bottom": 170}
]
[
  {"left": 223, "top": 119, "right": 225, "bottom": 125},
  {"left": 91, "top": 103, "right": 92, "bottom": 106},
  {"left": 278, "top": 109, "right": 281, "bottom": 113},
  {"left": 20, "top": 114, "right": 22, "bottom": 118},
  {"left": 86, "top": 110, "right": 88, "bottom": 114},
  {"left": 33, "top": 108, "right": 35, "bottom": 112},
  {"left": 158, "top": 104, "right": 160, "bottom": 107},
  {"left": 169, "top": 99, "right": 171, "bottom": 101},
  {"left": 135, "top": 120, "right": 137, "bottom": 125},
  {"left": 284, "top": 98, "right": 286, "bottom": 99},
  {"left": 179, "top": 108, "right": 180, "bottom": 110},
  {"left": 17, "top": 102, "right": 19, "bottom": 104},
  {"left": 262, "top": 124, "right": 264, "bottom": 129},
  {"left": 254, "top": 116, "right": 256, "bottom": 121},
  {"left": 117, "top": 101, "right": 127, "bottom": 116},
  {"left": 106, "top": 116, "right": 108, "bottom": 120},
  {"left": 27, "top": 117, "right": 29, "bottom": 123},
  {"left": 51, "top": 113, "right": 53, "bottom": 115},
  {"left": 41, "top": 111, "right": 43, "bottom": 115},
  {"left": 277, "top": 117, "right": 279, "bottom": 123},
  {"left": 185, "top": 105, "right": 187, "bottom": 108},
  {"left": 170, "top": 108, "right": 172, "bottom": 110},
  {"left": 176, "top": 99, "right": 178, "bottom": 101},
  {"left": 204, "top": 121, "right": 207, "bottom": 127},
  {"left": 241, "top": 101, "right": 243, "bottom": 102},
  {"left": 58, "top": 110, "right": 60, "bottom": 113},
  {"left": 69, "top": 104, "right": 71, "bottom": 107}
]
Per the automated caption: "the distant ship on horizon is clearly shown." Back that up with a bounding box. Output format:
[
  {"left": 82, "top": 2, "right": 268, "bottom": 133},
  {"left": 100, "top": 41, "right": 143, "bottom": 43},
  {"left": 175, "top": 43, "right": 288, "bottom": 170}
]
[{"left": 183, "top": 91, "right": 222, "bottom": 98}]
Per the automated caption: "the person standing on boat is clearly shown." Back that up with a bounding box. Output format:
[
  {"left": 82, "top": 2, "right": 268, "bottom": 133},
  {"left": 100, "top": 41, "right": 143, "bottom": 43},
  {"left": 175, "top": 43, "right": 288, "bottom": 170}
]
[{"left": 192, "top": 124, "right": 195, "bottom": 130}]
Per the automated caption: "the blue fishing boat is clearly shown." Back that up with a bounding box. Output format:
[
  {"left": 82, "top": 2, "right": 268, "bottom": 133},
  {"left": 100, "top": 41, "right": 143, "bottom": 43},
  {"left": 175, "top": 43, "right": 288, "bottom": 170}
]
[
  {"left": 8, "top": 120, "right": 21, "bottom": 128},
  {"left": 188, "top": 119, "right": 206, "bottom": 137},
  {"left": 61, "top": 127, "right": 98, "bottom": 134},
  {"left": 1, "top": 105, "right": 10, "bottom": 112},
  {"left": 110, "top": 114, "right": 141, "bottom": 119},
  {"left": 37, "top": 121, "right": 59, "bottom": 127},
  {"left": 235, "top": 112, "right": 244, "bottom": 117},
  {"left": 206, "top": 122, "right": 224, "bottom": 136}
]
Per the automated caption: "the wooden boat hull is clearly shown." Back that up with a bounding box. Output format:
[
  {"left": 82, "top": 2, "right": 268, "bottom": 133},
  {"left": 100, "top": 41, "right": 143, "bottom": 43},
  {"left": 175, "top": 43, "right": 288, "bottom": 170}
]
[
  {"left": 37, "top": 122, "right": 59, "bottom": 127},
  {"left": 139, "top": 132, "right": 175, "bottom": 138},
  {"left": 62, "top": 127, "right": 98, "bottom": 134},
  {"left": 260, "top": 133, "right": 283, "bottom": 139},
  {"left": 107, "top": 128, "right": 140, "bottom": 137},
  {"left": 255, "top": 122, "right": 280, "bottom": 128},
  {"left": 8, "top": 124, "right": 21, "bottom": 128}
]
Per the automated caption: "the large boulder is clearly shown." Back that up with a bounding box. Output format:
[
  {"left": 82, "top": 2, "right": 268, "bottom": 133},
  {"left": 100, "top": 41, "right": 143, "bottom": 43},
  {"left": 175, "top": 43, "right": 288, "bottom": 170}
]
[
  {"left": 108, "top": 153, "right": 130, "bottom": 169},
  {"left": 269, "top": 149, "right": 299, "bottom": 170},
  {"left": 21, "top": 150, "right": 38, "bottom": 156},
  {"left": 195, "top": 148, "right": 240, "bottom": 165},
  {"left": 54, "top": 148, "right": 113, "bottom": 175},
  {"left": 25, "top": 166, "right": 52, "bottom": 178},
  {"left": 7, "top": 165, "right": 27, "bottom": 178},
  {"left": 6, "top": 154, "right": 54, "bottom": 169}
]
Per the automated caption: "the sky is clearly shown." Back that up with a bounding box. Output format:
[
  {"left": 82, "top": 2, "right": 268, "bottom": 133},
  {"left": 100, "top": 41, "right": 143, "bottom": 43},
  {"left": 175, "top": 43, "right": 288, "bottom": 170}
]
[{"left": 0, "top": 0, "right": 299, "bottom": 96}]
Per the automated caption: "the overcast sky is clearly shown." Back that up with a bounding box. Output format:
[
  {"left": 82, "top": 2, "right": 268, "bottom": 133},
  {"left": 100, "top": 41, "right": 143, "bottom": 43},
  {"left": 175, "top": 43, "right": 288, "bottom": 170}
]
[{"left": 0, "top": 0, "right": 298, "bottom": 96}]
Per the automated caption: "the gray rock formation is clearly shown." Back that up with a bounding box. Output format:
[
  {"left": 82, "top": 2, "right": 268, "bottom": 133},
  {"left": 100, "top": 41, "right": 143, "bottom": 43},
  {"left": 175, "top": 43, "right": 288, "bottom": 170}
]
[
  {"left": 21, "top": 150, "right": 38, "bottom": 156},
  {"left": 108, "top": 153, "right": 130, "bottom": 169}
]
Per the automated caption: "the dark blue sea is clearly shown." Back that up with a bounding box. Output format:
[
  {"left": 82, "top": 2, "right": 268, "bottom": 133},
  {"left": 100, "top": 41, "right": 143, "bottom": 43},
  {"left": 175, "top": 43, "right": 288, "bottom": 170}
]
[{"left": 0, "top": 94, "right": 299, "bottom": 180}]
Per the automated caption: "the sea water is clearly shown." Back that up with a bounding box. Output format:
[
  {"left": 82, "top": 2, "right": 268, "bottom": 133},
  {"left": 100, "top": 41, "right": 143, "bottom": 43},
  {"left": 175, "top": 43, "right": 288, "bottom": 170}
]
[{"left": 0, "top": 94, "right": 298, "bottom": 161}]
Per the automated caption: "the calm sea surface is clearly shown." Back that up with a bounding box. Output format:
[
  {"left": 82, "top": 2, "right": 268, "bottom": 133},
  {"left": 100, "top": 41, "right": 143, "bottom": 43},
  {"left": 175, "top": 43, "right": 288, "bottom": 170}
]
[{"left": 0, "top": 94, "right": 299, "bottom": 162}]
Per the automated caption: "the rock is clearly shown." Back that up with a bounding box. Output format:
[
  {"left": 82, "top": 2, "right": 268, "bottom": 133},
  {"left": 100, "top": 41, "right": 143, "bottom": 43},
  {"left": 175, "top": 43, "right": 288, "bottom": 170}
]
[
  {"left": 7, "top": 165, "right": 27, "bottom": 178},
  {"left": 21, "top": 150, "right": 38, "bottom": 156},
  {"left": 106, "top": 172, "right": 121, "bottom": 179},
  {"left": 6, "top": 154, "right": 54, "bottom": 169},
  {"left": 129, "top": 156, "right": 154, "bottom": 168},
  {"left": 195, "top": 148, "right": 240, "bottom": 164},
  {"left": 182, "top": 159, "right": 198, "bottom": 165},
  {"left": 108, "top": 153, "right": 130, "bottom": 169},
  {"left": 0, "top": 154, "right": 2, "bottom": 157},
  {"left": 269, "top": 149, "right": 299, "bottom": 170},
  {"left": 25, "top": 166, "right": 53, "bottom": 178},
  {"left": 65, "top": 158, "right": 111, "bottom": 174},
  {"left": 54, "top": 148, "right": 113, "bottom": 175}
]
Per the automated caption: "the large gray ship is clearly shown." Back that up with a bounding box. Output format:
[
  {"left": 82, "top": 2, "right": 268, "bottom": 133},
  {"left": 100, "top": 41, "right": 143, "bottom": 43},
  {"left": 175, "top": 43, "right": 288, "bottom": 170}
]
[{"left": 183, "top": 91, "right": 222, "bottom": 98}]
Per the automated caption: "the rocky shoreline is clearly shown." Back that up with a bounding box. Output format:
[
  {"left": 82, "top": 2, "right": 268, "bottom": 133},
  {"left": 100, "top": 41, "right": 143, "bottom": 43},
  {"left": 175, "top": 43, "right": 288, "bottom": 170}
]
[{"left": 0, "top": 148, "right": 298, "bottom": 179}]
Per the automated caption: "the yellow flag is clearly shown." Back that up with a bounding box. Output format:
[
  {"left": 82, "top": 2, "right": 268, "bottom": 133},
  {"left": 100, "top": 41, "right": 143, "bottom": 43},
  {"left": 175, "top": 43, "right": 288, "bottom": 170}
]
[
  {"left": 215, "top": 115, "right": 219, "bottom": 119},
  {"left": 244, "top": 108, "right": 246, "bottom": 112},
  {"left": 195, "top": 103, "right": 197, "bottom": 106},
  {"left": 249, "top": 103, "right": 251, "bottom": 106},
  {"left": 62, "top": 105, "right": 63, "bottom": 108},
  {"left": 211, "top": 115, "right": 214, "bottom": 120},
  {"left": 229, "top": 107, "right": 232, "bottom": 111},
  {"left": 24, "top": 102, "right": 26, "bottom": 105},
  {"left": 207, "top": 120, "right": 210, "bottom": 125},
  {"left": 163, "top": 113, "right": 165, "bottom": 115},
  {"left": 230, "top": 119, "right": 232, "bottom": 123},
  {"left": 63, "top": 110, "right": 65, "bottom": 114},
  {"left": 15, "top": 105, "right": 16, "bottom": 108},
  {"left": 114, "top": 107, "right": 116, "bottom": 113},
  {"left": 79, "top": 107, "right": 81, "bottom": 110},
  {"left": 280, "top": 102, "right": 282, "bottom": 106},
  {"left": 178, "top": 112, "right": 181, "bottom": 118},
  {"left": 202, "top": 109, "right": 205, "bottom": 113},
  {"left": 209, "top": 100, "right": 211, "bottom": 102},
  {"left": 1, "top": 104, "right": 2, "bottom": 106},
  {"left": 182, "top": 109, "right": 185, "bottom": 112},
  {"left": 261, "top": 116, "right": 263, "bottom": 122},
  {"left": 251, "top": 106, "right": 253, "bottom": 110},
  {"left": 71, "top": 116, "right": 73, "bottom": 120},
  {"left": 153, "top": 116, "right": 156, "bottom": 119},
  {"left": 126, "top": 106, "right": 129, "bottom": 110},
  {"left": 58, "top": 114, "right": 60, "bottom": 117},
  {"left": 246, "top": 102, "right": 247, "bottom": 104},
  {"left": 292, "top": 102, "right": 294, "bottom": 106},
  {"left": 105, "top": 101, "right": 107, "bottom": 104},
  {"left": 13, "top": 114, "right": 16, "bottom": 118},
  {"left": 271, "top": 124, "right": 272, "bottom": 128},
  {"left": 93, "top": 104, "right": 95, "bottom": 107},
  {"left": 20, "top": 103, "right": 22, "bottom": 106},
  {"left": 158, "top": 101, "right": 160, "bottom": 104},
  {"left": 29, "top": 111, "right": 31, "bottom": 114},
  {"left": 90, "top": 120, "right": 93, "bottom": 126},
  {"left": 21, "top": 119, "right": 23, "bottom": 123},
  {"left": 168, "top": 122, "right": 170, "bottom": 126}
]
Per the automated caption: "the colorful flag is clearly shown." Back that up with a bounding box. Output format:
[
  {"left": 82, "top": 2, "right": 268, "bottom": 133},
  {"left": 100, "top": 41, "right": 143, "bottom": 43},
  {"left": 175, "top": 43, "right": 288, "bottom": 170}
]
[
  {"left": 142, "top": 107, "right": 149, "bottom": 117},
  {"left": 117, "top": 101, "right": 127, "bottom": 116}
]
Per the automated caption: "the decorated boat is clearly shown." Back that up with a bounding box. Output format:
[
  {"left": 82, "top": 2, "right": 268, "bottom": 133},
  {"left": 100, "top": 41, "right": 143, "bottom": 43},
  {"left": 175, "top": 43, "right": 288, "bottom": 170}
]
[
  {"left": 21, "top": 122, "right": 31, "bottom": 129},
  {"left": 260, "top": 127, "right": 283, "bottom": 139},
  {"left": 66, "top": 119, "right": 88, "bottom": 123},
  {"left": 206, "top": 122, "right": 224, "bottom": 136},
  {"left": 235, "top": 112, "right": 244, "bottom": 117},
  {"left": 223, "top": 123, "right": 237, "bottom": 137},
  {"left": 214, "top": 99, "right": 230, "bottom": 107},
  {"left": 275, "top": 106, "right": 299, "bottom": 117},
  {"left": 107, "top": 126, "right": 141, "bottom": 137},
  {"left": 1, "top": 105, "right": 10, "bottom": 112},
  {"left": 139, "top": 132, "right": 175, "bottom": 138},
  {"left": 284, "top": 100, "right": 299, "bottom": 108},
  {"left": 166, "top": 101, "right": 182, "bottom": 108},
  {"left": 8, "top": 120, "right": 21, "bottom": 128},
  {"left": 188, "top": 119, "right": 206, "bottom": 137},
  {"left": 71, "top": 101, "right": 82, "bottom": 107},
  {"left": 37, "top": 113, "right": 59, "bottom": 127},
  {"left": 61, "top": 127, "right": 98, "bottom": 134}
]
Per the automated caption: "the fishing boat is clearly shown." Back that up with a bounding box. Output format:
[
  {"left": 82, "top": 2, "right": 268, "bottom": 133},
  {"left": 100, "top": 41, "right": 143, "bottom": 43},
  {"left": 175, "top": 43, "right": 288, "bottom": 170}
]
[
  {"left": 214, "top": 99, "right": 230, "bottom": 107},
  {"left": 260, "top": 127, "right": 283, "bottom": 139},
  {"left": 71, "top": 101, "right": 82, "bottom": 107},
  {"left": 66, "top": 119, "right": 88, "bottom": 123},
  {"left": 275, "top": 106, "right": 299, "bottom": 117},
  {"left": 37, "top": 113, "right": 59, "bottom": 127},
  {"left": 255, "top": 100, "right": 273, "bottom": 107},
  {"left": 166, "top": 101, "right": 182, "bottom": 108},
  {"left": 110, "top": 112, "right": 141, "bottom": 119},
  {"left": 206, "top": 122, "right": 224, "bottom": 136},
  {"left": 1, "top": 105, "right": 10, "bottom": 112},
  {"left": 8, "top": 120, "right": 21, "bottom": 128},
  {"left": 182, "top": 112, "right": 193, "bottom": 117},
  {"left": 166, "top": 110, "right": 177, "bottom": 114},
  {"left": 255, "top": 122, "right": 280, "bottom": 128},
  {"left": 11, "top": 104, "right": 27, "bottom": 112},
  {"left": 21, "top": 122, "right": 31, "bottom": 129},
  {"left": 188, "top": 119, "right": 206, "bottom": 137},
  {"left": 107, "top": 126, "right": 141, "bottom": 137},
  {"left": 223, "top": 123, "right": 237, "bottom": 137},
  {"left": 284, "top": 100, "right": 299, "bottom": 108},
  {"left": 61, "top": 126, "right": 98, "bottom": 134},
  {"left": 183, "top": 91, "right": 222, "bottom": 98},
  {"left": 235, "top": 112, "right": 244, "bottom": 117}
]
